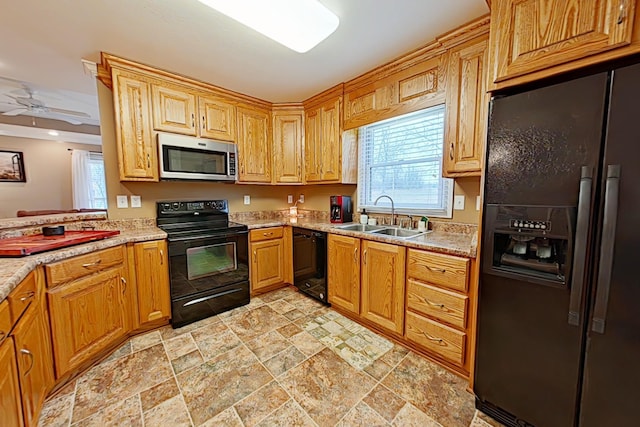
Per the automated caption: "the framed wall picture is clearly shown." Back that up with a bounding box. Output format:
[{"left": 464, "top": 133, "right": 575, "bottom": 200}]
[{"left": 0, "top": 150, "right": 26, "bottom": 182}]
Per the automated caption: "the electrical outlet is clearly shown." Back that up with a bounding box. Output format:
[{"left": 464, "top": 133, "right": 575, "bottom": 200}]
[
  {"left": 298, "top": 194, "right": 304, "bottom": 203},
  {"left": 287, "top": 194, "right": 293, "bottom": 203},
  {"left": 476, "top": 196, "right": 481, "bottom": 211},
  {"left": 116, "top": 195, "right": 128, "bottom": 208},
  {"left": 130, "top": 195, "right": 141, "bottom": 208},
  {"left": 453, "top": 195, "right": 465, "bottom": 210},
  {"left": 243, "top": 195, "right": 251, "bottom": 205}
]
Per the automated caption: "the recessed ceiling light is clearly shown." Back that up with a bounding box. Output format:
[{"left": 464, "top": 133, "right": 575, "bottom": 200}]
[
  {"left": 198, "top": 0, "right": 339, "bottom": 53},
  {"left": 48, "top": 130, "right": 59, "bottom": 136}
]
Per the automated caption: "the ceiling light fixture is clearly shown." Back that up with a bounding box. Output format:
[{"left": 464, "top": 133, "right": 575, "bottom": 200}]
[{"left": 197, "top": 0, "right": 339, "bottom": 53}]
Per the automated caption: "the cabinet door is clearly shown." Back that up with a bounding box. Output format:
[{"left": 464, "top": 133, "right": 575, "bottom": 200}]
[
  {"left": 0, "top": 339, "right": 24, "bottom": 427},
  {"left": 273, "top": 111, "right": 303, "bottom": 184},
  {"left": 236, "top": 107, "right": 272, "bottom": 183},
  {"left": 198, "top": 95, "right": 236, "bottom": 141},
  {"left": 361, "top": 240, "right": 406, "bottom": 334},
  {"left": 444, "top": 35, "right": 488, "bottom": 177},
  {"left": 491, "top": 0, "right": 635, "bottom": 83},
  {"left": 48, "top": 266, "right": 130, "bottom": 378},
  {"left": 320, "top": 98, "right": 341, "bottom": 181},
  {"left": 151, "top": 84, "right": 197, "bottom": 135},
  {"left": 134, "top": 240, "right": 171, "bottom": 326},
  {"left": 327, "top": 234, "right": 360, "bottom": 314},
  {"left": 112, "top": 69, "right": 158, "bottom": 181},
  {"left": 251, "top": 238, "right": 285, "bottom": 291},
  {"left": 12, "top": 305, "right": 54, "bottom": 427},
  {"left": 304, "top": 108, "right": 322, "bottom": 182}
]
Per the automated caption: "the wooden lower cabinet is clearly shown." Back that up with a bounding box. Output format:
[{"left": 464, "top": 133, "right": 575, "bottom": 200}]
[
  {"left": 46, "top": 246, "right": 133, "bottom": 379},
  {"left": 327, "top": 234, "right": 361, "bottom": 314},
  {"left": 405, "top": 311, "right": 466, "bottom": 365},
  {"left": 249, "top": 227, "right": 292, "bottom": 293},
  {"left": 0, "top": 339, "right": 24, "bottom": 427},
  {"left": 360, "top": 240, "right": 406, "bottom": 334},
  {"left": 132, "top": 240, "right": 171, "bottom": 326},
  {"left": 12, "top": 300, "right": 54, "bottom": 427}
]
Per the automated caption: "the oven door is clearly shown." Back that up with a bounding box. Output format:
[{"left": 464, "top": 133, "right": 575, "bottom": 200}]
[{"left": 167, "top": 230, "right": 249, "bottom": 327}]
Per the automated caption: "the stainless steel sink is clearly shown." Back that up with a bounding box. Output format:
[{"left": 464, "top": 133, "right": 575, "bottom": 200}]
[
  {"left": 334, "top": 224, "right": 388, "bottom": 232},
  {"left": 369, "top": 227, "right": 427, "bottom": 238}
]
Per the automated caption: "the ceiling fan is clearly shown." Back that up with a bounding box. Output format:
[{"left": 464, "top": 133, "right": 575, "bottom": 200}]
[{"left": 2, "top": 88, "right": 91, "bottom": 125}]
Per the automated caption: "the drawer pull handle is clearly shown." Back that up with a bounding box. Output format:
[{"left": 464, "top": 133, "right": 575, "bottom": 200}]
[
  {"left": 191, "top": 113, "right": 195, "bottom": 127},
  {"left": 449, "top": 142, "right": 454, "bottom": 160},
  {"left": 353, "top": 247, "right": 358, "bottom": 263},
  {"left": 424, "top": 298, "right": 446, "bottom": 310},
  {"left": 160, "top": 249, "right": 164, "bottom": 265},
  {"left": 202, "top": 116, "right": 206, "bottom": 129},
  {"left": 253, "top": 250, "right": 257, "bottom": 262},
  {"left": 121, "top": 277, "right": 127, "bottom": 294},
  {"left": 363, "top": 249, "right": 367, "bottom": 265},
  {"left": 263, "top": 232, "right": 274, "bottom": 237},
  {"left": 422, "top": 332, "right": 446, "bottom": 345},
  {"left": 20, "top": 348, "right": 34, "bottom": 376},
  {"left": 82, "top": 259, "right": 102, "bottom": 268},
  {"left": 618, "top": 1, "right": 626, "bottom": 24},
  {"left": 147, "top": 154, "right": 151, "bottom": 168},
  {"left": 425, "top": 265, "right": 446, "bottom": 273},
  {"left": 19, "top": 291, "right": 35, "bottom": 302}
]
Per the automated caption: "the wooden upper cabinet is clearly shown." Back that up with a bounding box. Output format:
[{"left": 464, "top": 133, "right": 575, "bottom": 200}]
[
  {"left": 133, "top": 240, "right": 171, "bottom": 326},
  {"left": 236, "top": 106, "right": 272, "bottom": 183},
  {"left": 151, "top": 84, "right": 197, "bottom": 135},
  {"left": 112, "top": 68, "right": 158, "bottom": 181},
  {"left": 273, "top": 109, "right": 304, "bottom": 184},
  {"left": 320, "top": 98, "right": 341, "bottom": 182},
  {"left": 304, "top": 108, "right": 322, "bottom": 182},
  {"left": 444, "top": 35, "right": 489, "bottom": 177},
  {"left": 327, "top": 234, "right": 361, "bottom": 314},
  {"left": 490, "top": 0, "right": 636, "bottom": 84},
  {"left": 199, "top": 95, "right": 236, "bottom": 141},
  {"left": 360, "top": 240, "right": 406, "bottom": 334}
]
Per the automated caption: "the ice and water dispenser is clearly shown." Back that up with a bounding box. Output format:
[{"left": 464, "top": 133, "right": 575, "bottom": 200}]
[{"left": 483, "top": 205, "right": 575, "bottom": 287}]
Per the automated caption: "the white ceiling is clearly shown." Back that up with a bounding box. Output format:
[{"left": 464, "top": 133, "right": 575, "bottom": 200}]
[{"left": 0, "top": 0, "right": 488, "bottom": 122}]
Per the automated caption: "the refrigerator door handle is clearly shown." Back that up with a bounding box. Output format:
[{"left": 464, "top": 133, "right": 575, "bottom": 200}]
[
  {"left": 592, "top": 164, "right": 621, "bottom": 334},
  {"left": 568, "top": 166, "right": 593, "bottom": 326}
]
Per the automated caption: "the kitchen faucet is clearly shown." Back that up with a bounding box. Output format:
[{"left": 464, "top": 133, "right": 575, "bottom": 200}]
[{"left": 374, "top": 195, "right": 396, "bottom": 226}]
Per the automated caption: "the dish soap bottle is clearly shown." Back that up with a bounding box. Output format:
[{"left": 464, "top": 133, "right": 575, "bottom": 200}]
[{"left": 360, "top": 209, "right": 368, "bottom": 224}]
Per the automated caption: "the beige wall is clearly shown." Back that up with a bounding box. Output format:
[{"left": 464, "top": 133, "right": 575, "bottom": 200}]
[
  {"left": 98, "top": 82, "right": 481, "bottom": 224},
  {"left": 0, "top": 136, "right": 100, "bottom": 218}
]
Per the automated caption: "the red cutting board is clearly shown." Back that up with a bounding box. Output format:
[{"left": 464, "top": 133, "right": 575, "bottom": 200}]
[{"left": 0, "top": 230, "right": 121, "bottom": 257}]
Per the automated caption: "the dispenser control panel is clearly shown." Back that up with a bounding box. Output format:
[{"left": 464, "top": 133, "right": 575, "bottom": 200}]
[{"left": 510, "top": 219, "right": 550, "bottom": 231}]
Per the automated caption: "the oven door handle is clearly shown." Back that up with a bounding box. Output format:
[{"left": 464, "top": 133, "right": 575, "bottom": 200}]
[
  {"left": 182, "top": 288, "right": 245, "bottom": 306},
  {"left": 168, "top": 230, "right": 248, "bottom": 243}
]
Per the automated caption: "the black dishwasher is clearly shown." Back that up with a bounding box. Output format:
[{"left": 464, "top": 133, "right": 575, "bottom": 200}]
[{"left": 292, "top": 227, "right": 328, "bottom": 305}]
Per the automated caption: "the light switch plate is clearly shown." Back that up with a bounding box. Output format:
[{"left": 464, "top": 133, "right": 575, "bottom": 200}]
[
  {"left": 130, "top": 195, "right": 141, "bottom": 208},
  {"left": 287, "top": 195, "right": 293, "bottom": 203},
  {"left": 243, "top": 195, "right": 251, "bottom": 205},
  {"left": 116, "top": 195, "right": 128, "bottom": 208},
  {"left": 453, "top": 195, "right": 465, "bottom": 210},
  {"left": 298, "top": 194, "right": 304, "bottom": 203}
]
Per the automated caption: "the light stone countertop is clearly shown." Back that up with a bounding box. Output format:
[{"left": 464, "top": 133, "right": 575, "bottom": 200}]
[
  {"left": 0, "top": 227, "right": 166, "bottom": 303},
  {"left": 240, "top": 218, "right": 478, "bottom": 259}
]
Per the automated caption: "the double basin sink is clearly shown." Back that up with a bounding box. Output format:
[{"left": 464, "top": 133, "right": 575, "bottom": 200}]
[{"left": 334, "top": 223, "right": 430, "bottom": 239}]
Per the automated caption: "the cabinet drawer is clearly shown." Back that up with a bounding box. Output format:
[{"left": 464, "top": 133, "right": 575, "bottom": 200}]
[
  {"left": 407, "top": 279, "right": 467, "bottom": 330},
  {"left": 405, "top": 311, "right": 466, "bottom": 366},
  {"left": 407, "top": 249, "right": 469, "bottom": 292},
  {"left": 46, "top": 245, "right": 125, "bottom": 287},
  {"left": 250, "top": 227, "right": 284, "bottom": 242},
  {"left": 0, "top": 300, "right": 11, "bottom": 342},
  {"left": 7, "top": 271, "right": 37, "bottom": 323}
]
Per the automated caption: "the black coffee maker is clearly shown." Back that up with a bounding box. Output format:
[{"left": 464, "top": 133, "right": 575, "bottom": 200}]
[{"left": 330, "top": 195, "right": 353, "bottom": 223}]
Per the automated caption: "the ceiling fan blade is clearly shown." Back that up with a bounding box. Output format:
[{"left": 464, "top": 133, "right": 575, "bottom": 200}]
[
  {"left": 46, "top": 107, "right": 90, "bottom": 118},
  {"left": 2, "top": 108, "right": 28, "bottom": 116}
]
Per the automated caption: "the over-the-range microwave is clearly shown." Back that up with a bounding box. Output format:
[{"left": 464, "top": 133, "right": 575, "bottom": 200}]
[{"left": 158, "top": 132, "right": 237, "bottom": 182}]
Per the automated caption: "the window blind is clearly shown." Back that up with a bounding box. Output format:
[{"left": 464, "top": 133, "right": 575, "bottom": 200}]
[{"left": 357, "top": 105, "right": 453, "bottom": 217}]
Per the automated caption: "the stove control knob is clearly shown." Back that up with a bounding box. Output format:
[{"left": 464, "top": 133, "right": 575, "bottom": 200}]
[
  {"left": 172, "top": 203, "right": 180, "bottom": 210},
  {"left": 541, "top": 224, "right": 547, "bottom": 230},
  {"left": 535, "top": 224, "right": 541, "bottom": 229},
  {"left": 162, "top": 203, "right": 171, "bottom": 210}
]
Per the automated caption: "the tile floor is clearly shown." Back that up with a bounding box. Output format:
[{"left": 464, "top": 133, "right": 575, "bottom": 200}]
[{"left": 37, "top": 286, "right": 503, "bottom": 427}]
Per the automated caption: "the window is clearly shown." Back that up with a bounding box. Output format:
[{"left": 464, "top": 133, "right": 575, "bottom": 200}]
[
  {"left": 357, "top": 105, "right": 453, "bottom": 217},
  {"left": 72, "top": 150, "right": 107, "bottom": 209}
]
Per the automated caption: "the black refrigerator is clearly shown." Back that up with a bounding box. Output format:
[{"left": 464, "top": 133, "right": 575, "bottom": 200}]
[{"left": 474, "top": 62, "right": 640, "bottom": 427}]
